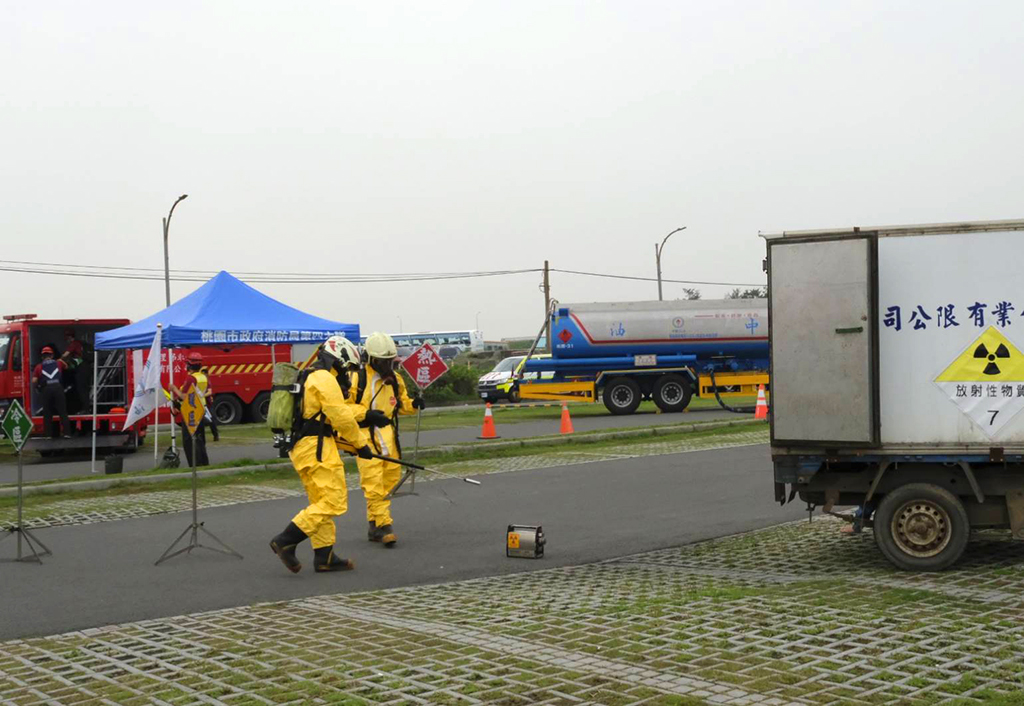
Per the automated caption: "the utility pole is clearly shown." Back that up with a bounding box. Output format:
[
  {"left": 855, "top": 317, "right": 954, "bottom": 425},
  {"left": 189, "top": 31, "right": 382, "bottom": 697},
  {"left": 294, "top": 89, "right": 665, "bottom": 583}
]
[
  {"left": 543, "top": 260, "right": 551, "bottom": 352},
  {"left": 655, "top": 226, "right": 686, "bottom": 301}
]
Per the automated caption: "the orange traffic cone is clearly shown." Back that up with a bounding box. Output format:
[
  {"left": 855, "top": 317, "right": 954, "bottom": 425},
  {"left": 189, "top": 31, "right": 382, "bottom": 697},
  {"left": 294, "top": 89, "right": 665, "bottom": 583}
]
[
  {"left": 560, "top": 401, "right": 575, "bottom": 434},
  {"left": 478, "top": 403, "right": 500, "bottom": 439},
  {"left": 754, "top": 384, "right": 769, "bottom": 420}
]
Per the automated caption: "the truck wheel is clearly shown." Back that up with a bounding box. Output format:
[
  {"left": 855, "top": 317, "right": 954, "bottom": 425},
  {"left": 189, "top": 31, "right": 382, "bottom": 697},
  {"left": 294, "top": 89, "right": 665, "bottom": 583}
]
[
  {"left": 653, "top": 374, "right": 692, "bottom": 413},
  {"left": 508, "top": 389, "right": 521, "bottom": 404},
  {"left": 873, "top": 483, "right": 969, "bottom": 571},
  {"left": 603, "top": 378, "right": 642, "bottom": 415},
  {"left": 249, "top": 392, "right": 271, "bottom": 424},
  {"left": 212, "top": 395, "right": 243, "bottom": 426}
]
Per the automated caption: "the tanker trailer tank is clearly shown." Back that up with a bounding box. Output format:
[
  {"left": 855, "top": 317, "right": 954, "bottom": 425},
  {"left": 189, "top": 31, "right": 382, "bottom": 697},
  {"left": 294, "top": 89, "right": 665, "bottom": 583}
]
[{"left": 520, "top": 299, "right": 771, "bottom": 415}]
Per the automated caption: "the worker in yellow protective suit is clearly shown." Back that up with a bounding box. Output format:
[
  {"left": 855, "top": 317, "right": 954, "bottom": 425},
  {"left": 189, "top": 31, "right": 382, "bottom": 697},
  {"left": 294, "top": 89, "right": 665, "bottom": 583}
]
[
  {"left": 269, "top": 336, "right": 373, "bottom": 574},
  {"left": 348, "top": 332, "right": 424, "bottom": 547}
]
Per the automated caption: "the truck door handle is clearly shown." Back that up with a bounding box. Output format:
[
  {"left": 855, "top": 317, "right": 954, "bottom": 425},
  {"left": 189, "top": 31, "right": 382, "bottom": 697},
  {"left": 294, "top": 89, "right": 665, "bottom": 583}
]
[{"left": 835, "top": 326, "right": 864, "bottom": 334}]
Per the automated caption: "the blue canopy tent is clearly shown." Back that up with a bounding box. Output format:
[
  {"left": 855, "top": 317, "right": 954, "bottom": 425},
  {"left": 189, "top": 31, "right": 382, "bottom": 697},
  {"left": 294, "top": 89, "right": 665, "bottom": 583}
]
[
  {"left": 95, "top": 270, "right": 358, "bottom": 349},
  {"left": 90, "top": 271, "right": 359, "bottom": 471}
]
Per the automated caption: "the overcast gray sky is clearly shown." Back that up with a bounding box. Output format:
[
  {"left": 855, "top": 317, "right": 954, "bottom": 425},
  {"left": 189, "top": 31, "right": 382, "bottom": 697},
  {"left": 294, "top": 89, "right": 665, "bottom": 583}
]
[{"left": 3, "top": 1, "right": 1022, "bottom": 339}]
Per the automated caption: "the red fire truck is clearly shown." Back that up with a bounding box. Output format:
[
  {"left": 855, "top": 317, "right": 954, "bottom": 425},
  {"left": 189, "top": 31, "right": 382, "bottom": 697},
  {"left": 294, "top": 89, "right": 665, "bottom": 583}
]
[
  {"left": 0, "top": 314, "right": 145, "bottom": 455},
  {"left": 154, "top": 343, "right": 296, "bottom": 425}
]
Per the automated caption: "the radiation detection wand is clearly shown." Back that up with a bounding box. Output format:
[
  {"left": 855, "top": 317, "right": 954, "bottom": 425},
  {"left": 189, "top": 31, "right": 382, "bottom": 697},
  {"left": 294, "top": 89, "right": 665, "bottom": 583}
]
[{"left": 376, "top": 454, "right": 482, "bottom": 499}]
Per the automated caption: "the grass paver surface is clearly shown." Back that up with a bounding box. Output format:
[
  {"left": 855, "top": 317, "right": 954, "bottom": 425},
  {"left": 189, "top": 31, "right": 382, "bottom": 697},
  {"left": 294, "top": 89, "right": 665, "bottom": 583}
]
[{"left": 3, "top": 517, "right": 1024, "bottom": 704}]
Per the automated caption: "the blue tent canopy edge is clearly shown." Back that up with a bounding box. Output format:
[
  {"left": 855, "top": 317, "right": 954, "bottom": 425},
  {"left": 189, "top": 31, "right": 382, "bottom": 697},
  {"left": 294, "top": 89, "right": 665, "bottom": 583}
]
[{"left": 94, "top": 271, "right": 359, "bottom": 349}]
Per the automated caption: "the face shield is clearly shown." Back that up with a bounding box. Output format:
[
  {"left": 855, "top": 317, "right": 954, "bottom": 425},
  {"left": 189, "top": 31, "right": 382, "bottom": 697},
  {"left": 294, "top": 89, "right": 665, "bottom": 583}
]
[{"left": 369, "top": 356, "right": 396, "bottom": 376}]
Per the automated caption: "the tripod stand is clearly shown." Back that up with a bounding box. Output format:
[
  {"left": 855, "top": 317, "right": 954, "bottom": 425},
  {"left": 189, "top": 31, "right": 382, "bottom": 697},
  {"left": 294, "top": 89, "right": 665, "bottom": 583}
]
[
  {"left": 2, "top": 448, "right": 51, "bottom": 564},
  {"left": 155, "top": 429, "right": 242, "bottom": 565}
]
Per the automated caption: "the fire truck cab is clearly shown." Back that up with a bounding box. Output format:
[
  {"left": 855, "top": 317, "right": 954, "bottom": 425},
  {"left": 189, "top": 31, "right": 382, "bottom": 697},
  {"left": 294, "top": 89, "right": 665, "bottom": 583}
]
[{"left": 0, "top": 314, "right": 144, "bottom": 455}]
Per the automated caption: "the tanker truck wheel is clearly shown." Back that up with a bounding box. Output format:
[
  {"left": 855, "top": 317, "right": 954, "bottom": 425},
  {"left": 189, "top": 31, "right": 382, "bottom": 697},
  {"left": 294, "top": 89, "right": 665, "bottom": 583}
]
[
  {"left": 873, "top": 483, "right": 969, "bottom": 571},
  {"left": 603, "top": 378, "right": 642, "bottom": 415},
  {"left": 653, "top": 374, "right": 692, "bottom": 413}
]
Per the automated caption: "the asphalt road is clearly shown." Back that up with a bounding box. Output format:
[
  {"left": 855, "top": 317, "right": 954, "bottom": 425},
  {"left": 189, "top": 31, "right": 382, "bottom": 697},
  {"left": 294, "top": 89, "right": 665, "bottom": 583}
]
[
  {"left": 0, "top": 406, "right": 745, "bottom": 484},
  {"left": 0, "top": 443, "right": 802, "bottom": 640}
]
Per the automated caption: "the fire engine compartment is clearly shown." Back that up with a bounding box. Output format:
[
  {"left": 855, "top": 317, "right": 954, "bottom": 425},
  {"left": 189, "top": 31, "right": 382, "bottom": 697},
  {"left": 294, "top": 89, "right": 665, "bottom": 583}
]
[{"left": 24, "top": 323, "right": 128, "bottom": 417}]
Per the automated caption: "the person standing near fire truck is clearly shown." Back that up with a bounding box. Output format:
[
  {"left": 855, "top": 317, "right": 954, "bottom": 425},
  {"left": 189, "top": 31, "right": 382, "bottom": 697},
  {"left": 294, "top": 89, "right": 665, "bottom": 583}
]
[
  {"left": 61, "top": 328, "right": 85, "bottom": 412},
  {"left": 170, "top": 351, "right": 210, "bottom": 467},
  {"left": 200, "top": 363, "right": 220, "bottom": 442},
  {"left": 32, "top": 346, "right": 72, "bottom": 438}
]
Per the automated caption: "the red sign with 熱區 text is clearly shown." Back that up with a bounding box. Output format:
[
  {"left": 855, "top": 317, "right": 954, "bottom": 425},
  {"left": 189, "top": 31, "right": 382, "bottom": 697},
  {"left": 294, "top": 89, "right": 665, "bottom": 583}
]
[{"left": 400, "top": 343, "right": 450, "bottom": 390}]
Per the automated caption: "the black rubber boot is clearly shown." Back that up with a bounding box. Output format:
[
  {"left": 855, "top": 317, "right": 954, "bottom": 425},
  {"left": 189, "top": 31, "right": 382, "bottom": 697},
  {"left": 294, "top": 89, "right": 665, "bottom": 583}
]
[
  {"left": 368, "top": 520, "right": 383, "bottom": 542},
  {"left": 269, "top": 522, "right": 307, "bottom": 574},
  {"left": 314, "top": 546, "right": 355, "bottom": 572},
  {"left": 379, "top": 524, "right": 397, "bottom": 547}
]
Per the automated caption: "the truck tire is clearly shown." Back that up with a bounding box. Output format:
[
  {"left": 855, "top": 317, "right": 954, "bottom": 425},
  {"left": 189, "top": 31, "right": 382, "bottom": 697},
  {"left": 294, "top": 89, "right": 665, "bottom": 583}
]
[
  {"left": 211, "top": 395, "right": 244, "bottom": 426},
  {"left": 873, "top": 483, "right": 969, "bottom": 571},
  {"left": 507, "top": 388, "right": 521, "bottom": 404},
  {"left": 249, "top": 392, "right": 271, "bottom": 424},
  {"left": 653, "top": 374, "right": 692, "bottom": 413},
  {"left": 603, "top": 377, "right": 642, "bottom": 415}
]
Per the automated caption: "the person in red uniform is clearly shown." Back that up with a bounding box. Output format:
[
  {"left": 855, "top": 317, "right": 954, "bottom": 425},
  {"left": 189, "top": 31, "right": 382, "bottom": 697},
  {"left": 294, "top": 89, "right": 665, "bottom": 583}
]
[
  {"left": 169, "top": 351, "right": 210, "bottom": 467},
  {"left": 33, "top": 346, "right": 72, "bottom": 438}
]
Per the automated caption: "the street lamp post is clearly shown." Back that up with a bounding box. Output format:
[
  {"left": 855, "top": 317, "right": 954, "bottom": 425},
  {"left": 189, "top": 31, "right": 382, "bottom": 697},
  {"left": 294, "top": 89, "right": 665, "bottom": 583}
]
[
  {"left": 162, "top": 194, "right": 188, "bottom": 306},
  {"left": 655, "top": 226, "right": 687, "bottom": 301},
  {"left": 160, "top": 194, "right": 187, "bottom": 460}
]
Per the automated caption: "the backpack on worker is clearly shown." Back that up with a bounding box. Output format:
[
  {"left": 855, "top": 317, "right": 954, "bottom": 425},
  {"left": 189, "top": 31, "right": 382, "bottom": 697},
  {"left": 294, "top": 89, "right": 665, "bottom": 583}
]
[{"left": 267, "top": 362, "right": 314, "bottom": 453}]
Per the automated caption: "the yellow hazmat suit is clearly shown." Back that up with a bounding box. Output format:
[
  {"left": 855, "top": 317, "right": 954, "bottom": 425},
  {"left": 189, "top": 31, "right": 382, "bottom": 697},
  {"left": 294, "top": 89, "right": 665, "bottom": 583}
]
[
  {"left": 348, "top": 365, "right": 416, "bottom": 528},
  {"left": 289, "top": 368, "right": 368, "bottom": 549}
]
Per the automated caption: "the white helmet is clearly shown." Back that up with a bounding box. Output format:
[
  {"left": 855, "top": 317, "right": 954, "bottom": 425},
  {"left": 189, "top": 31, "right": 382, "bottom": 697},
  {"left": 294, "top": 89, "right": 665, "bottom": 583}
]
[
  {"left": 364, "top": 331, "right": 397, "bottom": 359},
  {"left": 321, "top": 335, "right": 361, "bottom": 367}
]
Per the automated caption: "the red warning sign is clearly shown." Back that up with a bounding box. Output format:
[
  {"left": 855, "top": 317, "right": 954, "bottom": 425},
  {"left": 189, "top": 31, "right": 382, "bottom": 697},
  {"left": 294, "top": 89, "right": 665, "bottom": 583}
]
[{"left": 400, "top": 343, "right": 449, "bottom": 390}]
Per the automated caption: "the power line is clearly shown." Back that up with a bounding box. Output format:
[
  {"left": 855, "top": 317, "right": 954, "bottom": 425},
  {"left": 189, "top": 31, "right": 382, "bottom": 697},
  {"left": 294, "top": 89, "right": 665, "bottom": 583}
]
[
  {"left": 0, "top": 258, "right": 540, "bottom": 279},
  {"left": 0, "top": 260, "right": 541, "bottom": 283},
  {"left": 0, "top": 258, "right": 763, "bottom": 287},
  {"left": 551, "top": 268, "right": 764, "bottom": 287}
]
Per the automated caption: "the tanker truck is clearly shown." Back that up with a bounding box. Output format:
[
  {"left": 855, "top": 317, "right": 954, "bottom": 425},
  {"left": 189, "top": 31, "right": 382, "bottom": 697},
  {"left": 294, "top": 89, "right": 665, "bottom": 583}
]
[{"left": 518, "top": 299, "right": 769, "bottom": 414}]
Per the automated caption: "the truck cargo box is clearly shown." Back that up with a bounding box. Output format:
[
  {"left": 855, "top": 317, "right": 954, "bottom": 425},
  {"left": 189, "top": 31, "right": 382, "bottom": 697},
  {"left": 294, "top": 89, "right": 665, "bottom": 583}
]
[{"left": 764, "top": 219, "right": 1024, "bottom": 571}]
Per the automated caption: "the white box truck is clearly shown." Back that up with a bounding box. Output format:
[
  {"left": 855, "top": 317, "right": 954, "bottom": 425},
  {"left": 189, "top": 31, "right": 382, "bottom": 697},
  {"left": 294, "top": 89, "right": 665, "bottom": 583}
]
[{"left": 764, "top": 219, "right": 1024, "bottom": 570}]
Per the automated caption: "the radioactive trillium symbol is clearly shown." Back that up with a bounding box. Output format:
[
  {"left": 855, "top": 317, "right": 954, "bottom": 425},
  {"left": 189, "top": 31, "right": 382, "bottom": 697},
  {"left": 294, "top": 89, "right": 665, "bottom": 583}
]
[
  {"left": 974, "top": 342, "right": 1010, "bottom": 376},
  {"left": 934, "top": 326, "right": 1024, "bottom": 438}
]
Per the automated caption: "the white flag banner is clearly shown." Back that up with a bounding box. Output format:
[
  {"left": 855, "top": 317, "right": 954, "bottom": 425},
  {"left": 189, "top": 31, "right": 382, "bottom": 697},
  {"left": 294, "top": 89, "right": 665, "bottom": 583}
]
[{"left": 123, "top": 327, "right": 164, "bottom": 429}]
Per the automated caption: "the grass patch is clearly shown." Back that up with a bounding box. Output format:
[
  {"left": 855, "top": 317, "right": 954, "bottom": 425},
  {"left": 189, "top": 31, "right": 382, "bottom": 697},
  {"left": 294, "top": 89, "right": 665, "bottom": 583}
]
[{"left": 133, "top": 396, "right": 754, "bottom": 446}]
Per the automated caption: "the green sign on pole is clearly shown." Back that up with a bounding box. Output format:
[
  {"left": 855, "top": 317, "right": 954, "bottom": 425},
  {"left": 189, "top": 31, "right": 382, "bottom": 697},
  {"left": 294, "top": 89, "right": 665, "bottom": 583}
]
[{"left": 2, "top": 399, "right": 33, "bottom": 452}]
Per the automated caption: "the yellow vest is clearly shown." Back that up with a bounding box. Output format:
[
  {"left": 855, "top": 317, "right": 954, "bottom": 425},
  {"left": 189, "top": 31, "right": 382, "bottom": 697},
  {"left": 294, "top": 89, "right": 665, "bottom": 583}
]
[{"left": 192, "top": 370, "right": 209, "bottom": 395}]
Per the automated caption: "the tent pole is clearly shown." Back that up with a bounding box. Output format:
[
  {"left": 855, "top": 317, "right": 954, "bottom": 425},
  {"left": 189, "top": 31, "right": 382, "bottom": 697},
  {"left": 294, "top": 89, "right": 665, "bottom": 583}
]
[
  {"left": 272, "top": 344, "right": 276, "bottom": 368},
  {"left": 169, "top": 348, "right": 176, "bottom": 453},
  {"left": 154, "top": 325, "right": 161, "bottom": 464},
  {"left": 90, "top": 352, "right": 99, "bottom": 474}
]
